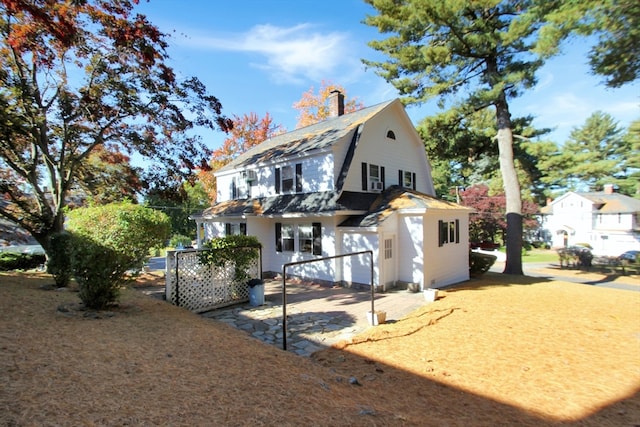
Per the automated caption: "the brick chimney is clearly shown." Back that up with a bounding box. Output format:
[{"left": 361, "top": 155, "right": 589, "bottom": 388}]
[
  {"left": 604, "top": 184, "right": 615, "bottom": 194},
  {"left": 328, "top": 90, "right": 345, "bottom": 117}
]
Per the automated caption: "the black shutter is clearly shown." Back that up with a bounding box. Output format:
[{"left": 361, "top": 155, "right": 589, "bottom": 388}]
[
  {"left": 275, "top": 167, "right": 281, "bottom": 194},
  {"left": 312, "top": 222, "right": 322, "bottom": 255},
  {"left": 295, "top": 163, "right": 302, "bottom": 193},
  {"left": 275, "top": 223, "right": 282, "bottom": 252},
  {"left": 225, "top": 223, "right": 231, "bottom": 236},
  {"left": 231, "top": 179, "right": 237, "bottom": 199},
  {"left": 381, "top": 166, "right": 385, "bottom": 189},
  {"left": 455, "top": 219, "right": 460, "bottom": 243},
  {"left": 438, "top": 220, "right": 444, "bottom": 247},
  {"left": 240, "top": 223, "right": 247, "bottom": 236},
  {"left": 398, "top": 170, "right": 403, "bottom": 187},
  {"left": 361, "top": 162, "right": 368, "bottom": 191},
  {"left": 412, "top": 173, "right": 416, "bottom": 190}
]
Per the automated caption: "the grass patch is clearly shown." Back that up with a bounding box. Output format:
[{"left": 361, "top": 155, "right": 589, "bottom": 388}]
[{"left": 523, "top": 249, "right": 558, "bottom": 263}]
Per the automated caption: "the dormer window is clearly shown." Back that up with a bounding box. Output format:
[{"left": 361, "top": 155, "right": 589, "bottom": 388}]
[
  {"left": 386, "top": 130, "right": 396, "bottom": 140},
  {"left": 275, "top": 163, "right": 303, "bottom": 194},
  {"left": 230, "top": 174, "right": 248, "bottom": 199}
]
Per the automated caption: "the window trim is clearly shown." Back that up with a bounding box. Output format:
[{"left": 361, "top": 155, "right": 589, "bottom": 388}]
[
  {"left": 275, "top": 163, "right": 303, "bottom": 194},
  {"left": 438, "top": 219, "right": 460, "bottom": 246},
  {"left": 275, "top": 222, "right": 322, "bottom": 255}
]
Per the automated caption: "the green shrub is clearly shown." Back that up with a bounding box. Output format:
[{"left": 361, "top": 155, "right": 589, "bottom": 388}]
[
  {"left": 0, "top": 252, "right": 46, "bottom": 271},
  {"left": 469, "top": 251, "right": 497, "bottom": 275},
  {"left": 46, "top": 232, "right": 73, "bottom": 287},
  {"left": 199, "top": 235, "right": 261, "bottom": 284},
  {"left": 66, "top": 201, "right": 171, "bottom": 309},
  {"left": 70, "top": 234, "right": 125, "bottom": 309}
]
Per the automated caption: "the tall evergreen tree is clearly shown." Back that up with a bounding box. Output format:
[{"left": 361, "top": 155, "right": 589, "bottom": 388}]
[
  {"left": 363, "top": 1, "right": 561, "bottom": 274},
  {"left": 539, "top": 112, "right": 637, "bottom": 195}
]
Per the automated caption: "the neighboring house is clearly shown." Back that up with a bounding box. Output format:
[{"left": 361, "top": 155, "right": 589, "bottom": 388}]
[
  {"left": 539, "top": 185, "right": 640, "bottom": 255},
  {"left": 191, "top": 92, "right": 472, "bottom": 290}
]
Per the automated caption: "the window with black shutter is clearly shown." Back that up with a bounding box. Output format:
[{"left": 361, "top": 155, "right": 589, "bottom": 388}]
[
  {"left": 312, "top": 222, "right": 322, "bottom": 255},
  {"left": 295, "top": 163, "right": 303, "bottom": 193},
  {"left": 275, "top": 223, "right": 282, "bottom": 252}
]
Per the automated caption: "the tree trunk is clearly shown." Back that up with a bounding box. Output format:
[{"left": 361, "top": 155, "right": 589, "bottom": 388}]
[{"left": 495, "top": 98, "right": 524, "bottom": 275}]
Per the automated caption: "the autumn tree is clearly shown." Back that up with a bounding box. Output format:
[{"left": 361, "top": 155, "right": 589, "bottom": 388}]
[
  {"left": 460, "top": 184, "right": 539, "bottom": 246},
  {"left": 363, "top": 1, "right": 574, "bottom": 274},
  {"left": 0, "top": 0, "right": 232, "bottom": 258},
  {"left": 293, "top": 81, "right": 364, "bottom": 128},
  {"left": 74, "top": 147, "right": 143, "bottom": 205},
  {"left": 198, "top": 112, "right": 283, "bottom": 202}
]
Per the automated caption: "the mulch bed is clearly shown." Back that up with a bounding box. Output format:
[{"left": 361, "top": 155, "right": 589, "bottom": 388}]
[{"left": 1, "top": 270, "right": 638, "bottom": 426}]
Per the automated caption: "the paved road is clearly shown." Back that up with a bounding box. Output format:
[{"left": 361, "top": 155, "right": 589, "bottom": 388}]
[{"left": 490, "top": 261, "right": 639, "bottom": 292}]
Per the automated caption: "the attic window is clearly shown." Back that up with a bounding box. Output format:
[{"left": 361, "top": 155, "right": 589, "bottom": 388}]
[{"left": 386, "top": 130, "right": 396, "bottom": 140}]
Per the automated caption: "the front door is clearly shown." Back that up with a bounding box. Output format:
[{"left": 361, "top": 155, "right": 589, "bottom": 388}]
[{"left": 382, "top": 234, "right": 396, "bottom": 291}]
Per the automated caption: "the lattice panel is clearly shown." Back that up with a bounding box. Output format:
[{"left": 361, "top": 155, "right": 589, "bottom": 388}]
[{"left": 165, "top": 249, "right": 261, "bottom": 313}]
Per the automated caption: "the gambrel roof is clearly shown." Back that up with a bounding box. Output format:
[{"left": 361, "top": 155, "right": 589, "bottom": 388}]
[{"left": 216, "top": 99, "right": 395, "bottom": 173}]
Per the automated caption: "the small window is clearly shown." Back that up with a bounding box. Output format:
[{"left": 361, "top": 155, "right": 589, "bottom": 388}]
[
  {"left": 403, "top": 171, "right": 413, "bottom": 188},
  {"left": 225, "top": 223, "right": 246, "bottom": 236},
  {"left": 281, "top": 224, "right": 294, "bottom": 252},
  {"left": 438, "top": 219, "right": 460, "bottom": 246},
  {"left": 299, "top": 224, "right": 313, "bottom": 253},
  {"left": 386, "top": 130, "right": 396, "bottom": 140},
  {"left": 275, "top": 163, "right": 302, "bottom": 194},
  {"left": 281, "top": 166, "right": 294, "bottom": 193},
  {"left": 384, "top": 238, "right": 392, "bottom": 259},
  {"left": 231, "top": 174, "right": 248, "bottom": 199}
]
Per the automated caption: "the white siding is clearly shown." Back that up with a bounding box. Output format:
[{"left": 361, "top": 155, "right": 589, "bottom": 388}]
[
  {"left": 341, "top": 105, "right": 435, "bottom": 196},
  {"left": 398, "top": 215, "right": 425, "bottom": 286},
  {"left": 423, "top": 212, "right": 470, "bottom": 288},
  {"left": 258, "top": 218, "right": 338, "bottom": 283},
  {"left": 339, "top": 230, "right": 379, "bottom": 287},
  {"left": 215, "top": 152, "right": 335, "bottom": 202}
]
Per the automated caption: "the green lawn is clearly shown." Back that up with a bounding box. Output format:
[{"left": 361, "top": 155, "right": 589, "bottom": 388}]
[{"left": 522, "top": 249, "right": 558, "bottom": 263}]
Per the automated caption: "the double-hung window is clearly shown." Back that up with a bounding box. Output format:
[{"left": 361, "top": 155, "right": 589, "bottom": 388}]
[
  {"left": 230, "top": 174, "right": 248, "bottom": 199},
  {"left": 225, "top": 223, "right": 247, "bottom": 236},
  {"left": 275, "top": 163, "right": 303, "bottom": 194},
  {"left": 438, "top": 219, "right": 460, "bottom": 246},
  {"left": 398, "top": 169, "right": 416, "bottom": 190},
  {"left": 298, "top": 224, "right": 313, "bottom": 253},
  {"left": 276, "top": 222, "right": 322, "bottom": 255},
  {"left": 361, "top": 162, "right": 385, "bottom": 192}
]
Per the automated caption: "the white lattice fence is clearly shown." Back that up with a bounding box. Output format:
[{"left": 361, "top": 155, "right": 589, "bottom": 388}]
[{"left": 165, "top": 249, "right": 261, "bottom": 313}]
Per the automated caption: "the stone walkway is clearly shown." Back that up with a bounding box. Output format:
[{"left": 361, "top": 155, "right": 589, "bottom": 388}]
[{"left": 199, "top": 278, "right": 429, "bottom": 357}]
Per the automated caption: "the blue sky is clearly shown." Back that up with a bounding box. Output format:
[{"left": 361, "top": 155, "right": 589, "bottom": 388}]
[{"left": 136, "top": 0, "right": 639, "bottom": 151}]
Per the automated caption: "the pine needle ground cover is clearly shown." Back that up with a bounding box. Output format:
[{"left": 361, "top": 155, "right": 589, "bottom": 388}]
[{"left": 1, "top": 271, "right": 638, "bottom": 426}]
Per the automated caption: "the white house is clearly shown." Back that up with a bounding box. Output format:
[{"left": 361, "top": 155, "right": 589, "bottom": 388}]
[
  {"left": 192, "top": 92, "right": 472, "bottom": 290},
  {"left": 539, "top": 185, "right": 640, "bottom": 255}
]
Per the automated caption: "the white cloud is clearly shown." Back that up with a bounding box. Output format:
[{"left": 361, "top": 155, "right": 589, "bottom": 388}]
[{"left": 176, "top": 24, "right": 354, "bottom": 84}]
